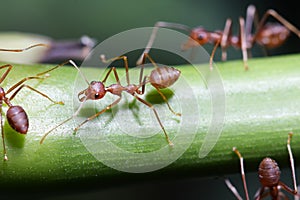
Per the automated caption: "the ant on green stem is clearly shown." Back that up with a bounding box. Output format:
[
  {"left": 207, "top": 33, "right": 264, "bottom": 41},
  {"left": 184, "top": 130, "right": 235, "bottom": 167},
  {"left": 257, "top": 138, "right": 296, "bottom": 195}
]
[
  {"left": 39, "top": 54, "right": 181, "bottom": 146},
  {"left": 137, "top": 5, "right": 300, "bottom": 70},
  {"left": 226, "top": 132, "right": 299, "bottom": 199}
]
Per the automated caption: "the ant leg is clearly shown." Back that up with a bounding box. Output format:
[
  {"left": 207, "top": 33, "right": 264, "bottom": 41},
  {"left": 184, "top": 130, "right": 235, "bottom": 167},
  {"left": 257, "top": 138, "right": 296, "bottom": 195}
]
[
  {"left": 239, "top": 17, "right": 249, "bottom": 70},
  {"left": 8, "top": 84, "right": 64, "bottom": 105},
  {"left": 245, "top": 5, "right": 258, "bottom": 39},
  {"left": 254, "top": 187, "right": 267, "bottom": 200},
  {"left": 209, "top": 41, "right": 220, "bottom": 71},
  {"left": 101, "top": 66, "right": 121, "bottom": 85},
  {"left": 0, "top": 102, "right": 8, "bottom": 161},
  {"left": 255, "top": 9, "right": 300, "bottom": 39},
  {"left": 278, "top": 132, "right": 298, "bottom": 195},
  {"left": 133, "top": 95, "right": 173, "bottom": 146},
  {"left": 36, "top": 60, "right": 90, "bottom": 85},
  {"left": 232, "top": 147, "right": 250, "bottom": 200},
  {"left": 137, "top": 21, "right": 191, "bottom": 65},
  {"left": 0, "top": 64, "right": 13, "bottom": 84},
  {"left": 73, "top": 96, "right": 122, "bottom": 133},
  {"left": 220, "top": 18, "right": 232, "bottom": 62},
  {"left": 100, "top": 55, "right": 129, "bottom": 85},
  {"left": 153, "top": 86, "right": 181, "bottom": 116},
  {"left": 40, "top": 100, "right": 87, "bottom": 144},
  {"left": 0, "top": 43, "right": 48, "bottom": 52},
  {"left": 138, "top": 53, "right": 181, "bottom": 116},
  {"left": 224, "top": 179, "right": 243, "bottom": 200}
]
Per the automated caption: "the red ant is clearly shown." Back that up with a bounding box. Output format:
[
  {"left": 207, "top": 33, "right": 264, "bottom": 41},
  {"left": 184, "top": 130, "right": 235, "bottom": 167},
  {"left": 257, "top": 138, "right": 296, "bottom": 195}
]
[
  {"left": 137, "top": 5, "right": 300, "bottom": 70},
  {"left": 0, "top": 44, "right": 64, "bottom": 160},
  {"left": 225, "top": 132, "right": 299, "bottom": 199},
  {"left": 39, "top": 54, "right": 181, "bottom": 146}
]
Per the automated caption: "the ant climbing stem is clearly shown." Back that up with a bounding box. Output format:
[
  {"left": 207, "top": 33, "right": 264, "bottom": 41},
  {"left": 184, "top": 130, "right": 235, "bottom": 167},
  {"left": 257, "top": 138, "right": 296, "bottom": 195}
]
[
  {"left": 226, "top": 132, "right": 298, "bottom": 199},
  {"left": 137, "top": 5, "right": 300, "bottom": 71},
  {"left": 0, "top": 63, "right": 64, "bottom": 161},
  {"left": 40, "top": 54, "right": 181, "bottom": 146}
]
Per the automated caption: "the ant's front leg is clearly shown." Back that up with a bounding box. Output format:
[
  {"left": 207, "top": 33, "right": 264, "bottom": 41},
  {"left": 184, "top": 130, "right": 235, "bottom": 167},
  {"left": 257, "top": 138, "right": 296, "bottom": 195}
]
[{"left": 0, "top": 64, "right": 13, "bottom": 84}]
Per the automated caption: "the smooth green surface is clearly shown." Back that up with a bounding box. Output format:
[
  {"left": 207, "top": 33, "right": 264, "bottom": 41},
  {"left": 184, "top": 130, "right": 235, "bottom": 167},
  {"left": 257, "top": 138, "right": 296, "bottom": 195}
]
[{"left": 0, "top": 53, "right": 300, "bottom": 189}]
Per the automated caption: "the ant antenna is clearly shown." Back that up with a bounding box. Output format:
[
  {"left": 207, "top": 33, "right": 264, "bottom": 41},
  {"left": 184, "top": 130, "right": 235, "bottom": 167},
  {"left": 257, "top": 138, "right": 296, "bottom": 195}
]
[
  {"left": 39, "top": 60, "right": 90, "bottom": 144},
  {"left": 0, "top": 43, "right": 49, "bottom": 52},
  {"left": 232, "top": 147, "right": 250, "bottom": 200}
]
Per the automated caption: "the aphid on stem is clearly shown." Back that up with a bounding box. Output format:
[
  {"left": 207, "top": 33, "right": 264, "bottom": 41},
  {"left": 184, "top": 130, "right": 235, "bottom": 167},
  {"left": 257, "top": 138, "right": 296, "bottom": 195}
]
[
  {"left": 39, "top": 54, "right": 181, "bottom": 146},
  {"left": 137, "top": 5, "right": 300, "bottom": 70},
  {"left": 226, "top": 132, "right": 299, "bottom": 199}
]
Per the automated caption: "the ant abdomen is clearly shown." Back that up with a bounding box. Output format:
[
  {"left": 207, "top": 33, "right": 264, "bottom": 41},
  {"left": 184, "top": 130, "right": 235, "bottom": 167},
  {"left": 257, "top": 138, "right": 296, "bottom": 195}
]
[
  {"left": 258, "top": 157, "right": 281, "bottom": 187},
  {"left": 256, "top": 23, "right": 290, "bottom": 49},
  {"left": 7, "top": 105, "right": 29, "bottom": 134},
  {"left": 149, "top": 66, "right": 181, "bottom": 89}
]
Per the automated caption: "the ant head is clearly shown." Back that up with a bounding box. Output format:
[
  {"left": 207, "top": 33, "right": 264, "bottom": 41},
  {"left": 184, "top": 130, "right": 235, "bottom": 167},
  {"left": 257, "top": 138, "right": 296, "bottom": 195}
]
[
  {"left": 78, "top": 81, "right": 106, "bottom": 102},
  {"left": 190, "top": 27, "right": 209, "bottom": 45}
]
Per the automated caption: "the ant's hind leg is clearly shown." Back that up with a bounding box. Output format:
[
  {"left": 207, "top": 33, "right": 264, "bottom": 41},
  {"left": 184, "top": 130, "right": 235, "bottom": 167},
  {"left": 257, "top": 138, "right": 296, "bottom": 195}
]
[
  {"left": 154, "top": 87, "right": 181, "bottom": 116},
  {"left": 133, "top": 95, "right": 173, "bottom": 146}
]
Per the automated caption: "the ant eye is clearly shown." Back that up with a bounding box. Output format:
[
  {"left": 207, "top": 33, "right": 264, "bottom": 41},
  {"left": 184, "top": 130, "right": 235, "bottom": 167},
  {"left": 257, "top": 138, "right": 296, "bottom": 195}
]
[
  {"left": 95, "top": 93, "right": 100, "bottom": 99},
  {"left": 197, "top": 33, "right": 207, "bottom": 40}
]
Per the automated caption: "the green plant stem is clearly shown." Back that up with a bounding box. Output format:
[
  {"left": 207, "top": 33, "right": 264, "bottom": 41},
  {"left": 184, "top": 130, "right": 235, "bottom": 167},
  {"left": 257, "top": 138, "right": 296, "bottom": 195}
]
[{"left": 1, "top": 53, "right": 300, "bottom": 189}]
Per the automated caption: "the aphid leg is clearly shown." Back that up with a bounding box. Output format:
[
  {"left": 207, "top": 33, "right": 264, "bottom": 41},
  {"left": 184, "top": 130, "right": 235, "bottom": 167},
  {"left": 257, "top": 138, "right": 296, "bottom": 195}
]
[
  {"left": 0, "top": 43, "right": 49, "bottom": 52},
  {"left": 232, "top": 147, "right": 250, "bottom": 200},
  {"left": 133, "top": 95, "right": 173, "bottom": 146},
  {"left": 224, "top": 178, "right": 243, "bottom": 200}
]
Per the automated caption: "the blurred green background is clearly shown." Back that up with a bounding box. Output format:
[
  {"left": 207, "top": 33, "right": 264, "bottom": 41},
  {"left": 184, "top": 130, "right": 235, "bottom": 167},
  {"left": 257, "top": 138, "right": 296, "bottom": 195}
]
[
  {"left": 0, "top": 0, "right": 299, "bottom": 199},
  {"left": 0, "top": 0, "right": 299, "bottom": 63}
]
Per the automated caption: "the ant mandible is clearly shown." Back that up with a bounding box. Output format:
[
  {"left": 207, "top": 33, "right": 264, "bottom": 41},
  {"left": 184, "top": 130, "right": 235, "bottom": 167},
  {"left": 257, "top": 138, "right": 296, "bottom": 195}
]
[
  {"left": 137, "top": 5, "right": 300, "bottom": 70},
  {"left": 0, "top": 44, "right": 63, "bottom": 161},
  {"left": 39, "top": 54, "right": 181, "bottom": 146},
  {"left": 225, "top": 132, "right": 299, "bottom": 199}
]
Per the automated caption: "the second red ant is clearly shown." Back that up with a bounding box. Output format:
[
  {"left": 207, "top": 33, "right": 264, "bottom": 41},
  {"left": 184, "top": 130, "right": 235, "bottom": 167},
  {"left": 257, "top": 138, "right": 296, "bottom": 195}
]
[
  {"left": 39, "top": 54, "right": 181, "bottom": 146},
  {"left": 225, "top": 132, "right": 299, "bottom": 199},
  {"left": 0, "top": 44, "right": 64, "bottom": 160},
  {"left": 137, "top": 5, "right": 300, "bottom": 70}
]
